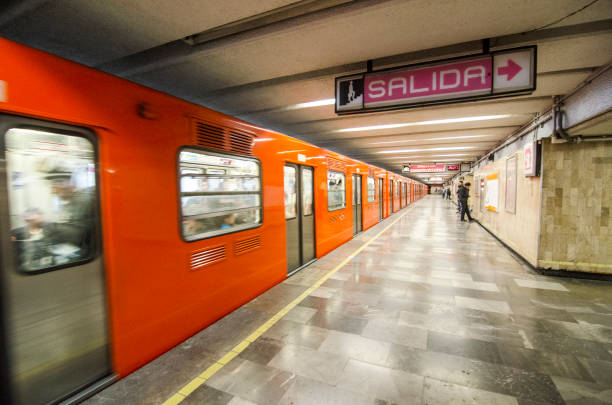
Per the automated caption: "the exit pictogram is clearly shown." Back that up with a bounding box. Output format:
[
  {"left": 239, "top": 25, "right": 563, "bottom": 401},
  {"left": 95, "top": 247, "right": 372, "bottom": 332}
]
[
  {"left": 498, "top": 59, "right": 522, "bottom": 81},
  {"left": 493, "top": 48, "right": 535, "bottom": 94}
]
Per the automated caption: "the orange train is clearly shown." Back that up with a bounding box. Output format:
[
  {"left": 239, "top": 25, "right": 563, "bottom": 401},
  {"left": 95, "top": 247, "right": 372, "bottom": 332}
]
[{"left": 0, "top": 38, "right": 427, "bottom": 405}]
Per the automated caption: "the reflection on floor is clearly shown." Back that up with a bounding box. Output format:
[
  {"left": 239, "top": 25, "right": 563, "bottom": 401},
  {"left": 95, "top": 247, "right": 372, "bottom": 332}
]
[{"left": 87, "top": 196, "right": 612, "bottom": 405}]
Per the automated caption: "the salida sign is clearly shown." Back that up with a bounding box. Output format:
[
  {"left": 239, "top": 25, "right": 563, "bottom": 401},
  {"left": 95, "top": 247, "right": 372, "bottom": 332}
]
[{"left": 336, "top": 46, "right": 535, "bottom": 114}]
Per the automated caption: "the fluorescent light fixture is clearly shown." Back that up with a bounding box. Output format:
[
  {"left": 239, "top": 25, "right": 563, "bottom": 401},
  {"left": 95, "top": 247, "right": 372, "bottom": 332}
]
[
  {"left": 286, "top": 98, "right": 335, "bottom": 110},
  {"left": 384, "top": 153, "right": 475, "bottom": 160},
  {"left": 337, "top": 115, "right": 512, "bottom": 133},
  {"left": 370, "top": 134, "right": 495, "bottom": 145},
  {"left": 377, "top": 146, "right": 477, "bottom": 154},
  {"left": 406, "top": 159, "right": 465, "bottom": 162}
]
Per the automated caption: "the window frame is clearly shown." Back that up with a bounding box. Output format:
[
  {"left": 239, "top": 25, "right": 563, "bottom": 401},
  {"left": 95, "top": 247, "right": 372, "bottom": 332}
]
[
  {"left": 0, "top": 115, "right": 102, "bottom": 275},
  {"left": 301, "top": 166, "right": 314, "bottom": 217},
  {"left": 367, "top": 176, "right": 376, "bottom": 203},
  {"left": 177, "top": 146, "right": 263, "bottom": 242},
  {"left": 284, "top": 165, "right": 297, "bottom": 220},
  {"left": 327, "top": 170, "right": 346, "bottom": 212}
]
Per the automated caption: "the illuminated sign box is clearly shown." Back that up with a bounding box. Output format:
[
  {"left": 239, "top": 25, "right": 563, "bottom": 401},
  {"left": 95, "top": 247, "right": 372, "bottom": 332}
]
[
  {"left": 408, "top": 164, "right": 445, "bottom": 173},
  {"left": 336, "top": 46, "right": 536, "bottom": 114},
  {"left": 446, "top": 164, "right": 460, "bottom": 171}
]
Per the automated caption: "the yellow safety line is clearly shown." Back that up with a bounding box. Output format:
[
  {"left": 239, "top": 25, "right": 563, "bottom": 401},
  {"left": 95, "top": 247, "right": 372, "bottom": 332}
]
[
  {"left": 538, "top": 260, "right": 612, "bottom": 269},
  {"left": 162, "top": 205, "right": 415, "bottom": 404}
]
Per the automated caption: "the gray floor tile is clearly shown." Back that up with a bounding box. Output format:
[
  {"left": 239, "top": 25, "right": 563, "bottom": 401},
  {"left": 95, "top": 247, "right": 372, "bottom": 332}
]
[
  {"left": 238, "top": 337, "right": 284, "bottom": 366},
  {"left": 427, "top": 331, "right": 504, "bottom": 365},
  {"left": 268, "top": 343, "right": 349, "bottom": 385},
  {"left": 552, "top": 375, "right": 612, "bottom": 404},
  {"left": 277, "top": 375, "right": 378, "bottom": 405},
  {"left": 362, "top": 319, "right": 428, "bottom": 350},
  {"left": 514, "top": 279, "right": 570, "bottom": 292},
  {"left": 578, "top": 357, "right": 612, "bottom": 386},
  {"left": 182, "top": 385, "right": 234, "bottom": 405},
  {"left": 283, "top": 306, "right": 318, "bottom": 324},
  {"left": 308, "top": 309, "right": 368, "bottom": 335},
  {"left": 337, "top": 359, "right": 424, "bottom": 405},
  {"left": 206, "top": 358, "right": 296, "bottom": 404},
  {"left": 386, "top": 344, "right": 564, "bottom": 404},
  {"left": 319, "top": 330, "right": 391, "bottom": 366},
  {"left": 422, "top": 377, "right": 519, "bottom": 405},
  {"left": 455, "top": 296, "right": 513, "bottom": 314},
  {"left": 262, "top": 319, "right": 329, "bottom": 350}
]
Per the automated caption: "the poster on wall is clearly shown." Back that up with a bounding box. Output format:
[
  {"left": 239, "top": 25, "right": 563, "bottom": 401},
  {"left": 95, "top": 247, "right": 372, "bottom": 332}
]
[
  {"left": 485, "top": 173, "right": 499, "bottom": 212},
  {"left": 505, "top": 156, "right": 517, "bottom": 214}
]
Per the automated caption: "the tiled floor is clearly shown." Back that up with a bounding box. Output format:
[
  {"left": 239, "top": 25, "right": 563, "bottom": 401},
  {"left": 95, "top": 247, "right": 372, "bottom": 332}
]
[{"left": 86, "top": 196, "right": 612, "bottom": 405}]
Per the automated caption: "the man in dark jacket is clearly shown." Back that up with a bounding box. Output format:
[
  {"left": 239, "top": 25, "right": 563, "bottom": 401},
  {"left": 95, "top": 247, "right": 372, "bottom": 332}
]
[
  {"left": 458, "top": 182, "right": 473, "bottom": 222},
  {"left": 456, "top": 181, "right": 464, "bottom": 213}
]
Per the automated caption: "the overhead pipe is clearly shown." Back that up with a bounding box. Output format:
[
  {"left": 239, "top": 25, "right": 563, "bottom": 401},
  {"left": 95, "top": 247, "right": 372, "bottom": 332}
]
[{"left": 552, "top": 96, "right": 572, "bottom": 142}]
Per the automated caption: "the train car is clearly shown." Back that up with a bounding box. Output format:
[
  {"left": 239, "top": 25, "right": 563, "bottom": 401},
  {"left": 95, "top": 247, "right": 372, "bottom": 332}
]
[{"left": 0, "top": 38, "right": 426, "bottom": 405}]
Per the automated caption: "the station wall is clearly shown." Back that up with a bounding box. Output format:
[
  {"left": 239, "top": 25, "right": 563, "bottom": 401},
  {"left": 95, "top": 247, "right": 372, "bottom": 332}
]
[
  {"left": 469, "top": 151, "right": 542, "bottom": 266},
  {"left": 538, "top": 139, "right": 612, "bottom": 274},
  {"left": 460, "top": 137, "right": 611, "bottom": 275}
]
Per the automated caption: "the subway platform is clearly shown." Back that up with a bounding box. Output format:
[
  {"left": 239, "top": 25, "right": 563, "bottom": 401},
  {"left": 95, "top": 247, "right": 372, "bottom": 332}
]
[{"left": 86, "top": 196, "right": 612, "bottom": 405}]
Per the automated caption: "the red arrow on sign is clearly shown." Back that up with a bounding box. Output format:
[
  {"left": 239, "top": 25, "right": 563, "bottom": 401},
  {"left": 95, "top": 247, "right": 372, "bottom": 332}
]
[{"left": 498, "top": 59, "right": 522, "bottom": 81}]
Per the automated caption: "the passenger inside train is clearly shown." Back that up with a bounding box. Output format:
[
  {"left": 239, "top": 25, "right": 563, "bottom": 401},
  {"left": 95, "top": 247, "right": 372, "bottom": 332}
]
[{"left": 6, "top": 128, "right": 95, "bottom": 271}]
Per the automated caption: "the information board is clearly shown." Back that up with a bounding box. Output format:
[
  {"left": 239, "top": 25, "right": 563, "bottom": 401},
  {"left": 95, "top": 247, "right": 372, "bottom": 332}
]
[{"left": 485, "top": 173, "right": 499, "bottom": 212}]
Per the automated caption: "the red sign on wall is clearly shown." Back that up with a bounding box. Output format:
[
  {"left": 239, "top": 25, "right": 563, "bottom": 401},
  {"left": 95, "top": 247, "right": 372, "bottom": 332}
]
[
  {"left": 408, "top": 164, "right": 445, "bottom": 173},
  {"left": 446, "top": 164, "right": 460, "bottom": 171}
]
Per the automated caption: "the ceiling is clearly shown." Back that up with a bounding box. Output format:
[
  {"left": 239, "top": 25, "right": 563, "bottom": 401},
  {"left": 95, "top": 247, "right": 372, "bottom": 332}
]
[{"left": 2, "top": 0, "right": 611, "bottom": 183}]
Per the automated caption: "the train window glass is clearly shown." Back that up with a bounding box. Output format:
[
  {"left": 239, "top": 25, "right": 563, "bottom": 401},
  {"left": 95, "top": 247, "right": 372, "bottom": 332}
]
[
  {"left": 367, "top": 177, "right": 375, "bottom": 202},
  {"left": 179, "top": 149, "right": 262, "bottom": 241},
  {"left": 302, "top": 168, "right": 313, "bottom": 216},
  {"left": 395, "top": 181, "right": 399, "bottom": 197},
  {"left": 327, "top": 170, "right": 345, "bottom": 211},
  {"left": 284, "top": 166, "right": 297, "bottom": 219},
  {"left": 5, "top": 128, "right": 97, "bottom": 272}
]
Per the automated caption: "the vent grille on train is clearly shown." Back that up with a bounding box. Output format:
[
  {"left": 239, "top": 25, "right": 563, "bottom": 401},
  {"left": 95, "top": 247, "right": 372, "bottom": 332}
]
[
  {"left": 326, "top": 157, "right": 346, "bottom": 171},
  {"left": 192, "top": 119, "right": 255, "bottom": 156},
  {"left": 226, "top": 130, "right": 252, "bottom": 155},
  {"left": 368, "top": 169, "right": 375, "bottom": 177},
  {"left": 234, "top": 235, "right": 261, "bottom": 255},
  {"left": 190, "top": 245, "right": 227, "bottom": 270}
]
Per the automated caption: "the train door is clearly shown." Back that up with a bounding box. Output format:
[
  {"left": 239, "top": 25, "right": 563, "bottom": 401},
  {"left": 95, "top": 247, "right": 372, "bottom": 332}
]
[
  {"left": 389, "top": 180, "right": 394, "bottom": 214},
  {"left": 378, "top": 178, "right": 384, "bottom": 221},
  {"left": 284, "top": 164, "right": 315, "bottom": 275},
  {"left": 352, "top": 174, "right": 362, "bottom": 235},
  {"left": 0, "top": 116, "right": 112, "bottom": 405}
]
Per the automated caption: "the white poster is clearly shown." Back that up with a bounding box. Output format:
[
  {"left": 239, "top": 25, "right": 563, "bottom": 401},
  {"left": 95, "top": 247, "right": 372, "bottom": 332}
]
[{"left": 485, "top": 173, "right": 499, "bottom": 212}]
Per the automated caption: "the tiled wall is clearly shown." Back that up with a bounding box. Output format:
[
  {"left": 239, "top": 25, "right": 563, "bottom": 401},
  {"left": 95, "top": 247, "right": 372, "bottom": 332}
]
[
  {"left": 538, "top": 139, "right": 612, "bottom": 274},
  {"left": 471, "top": 151, "right": 542, "bottom": 266}
]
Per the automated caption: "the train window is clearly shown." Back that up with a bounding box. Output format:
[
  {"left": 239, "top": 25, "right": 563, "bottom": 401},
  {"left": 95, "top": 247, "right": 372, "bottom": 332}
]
[
  {"left": 327, "top": 170, "right": 346, "bottom": 211},
  {"left": 284, "top": 166, "right": 297, "bottom": 219},
  {"left": 395, "top": 181, "right": 399, "bottom": 197},
  {"left": 367, "top": 177, "right": 375, "bottom": 202},
  {"left": 4, "top": 128, "right": 97, "bottom": 272},
  {"left": 302, "top": 168, "right": 313, "bottom": 216},
  {"left": 179, "top": 149, "right": 262, "bottom": 241}
]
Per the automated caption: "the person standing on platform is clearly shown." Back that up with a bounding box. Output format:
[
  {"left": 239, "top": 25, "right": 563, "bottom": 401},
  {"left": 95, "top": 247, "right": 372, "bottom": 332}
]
[
  {"left": 459, "top": 182, "right": 473, "bottom": 222},
  {"left": 456, "top": 181, "right": 464, "bottom": 213}
]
